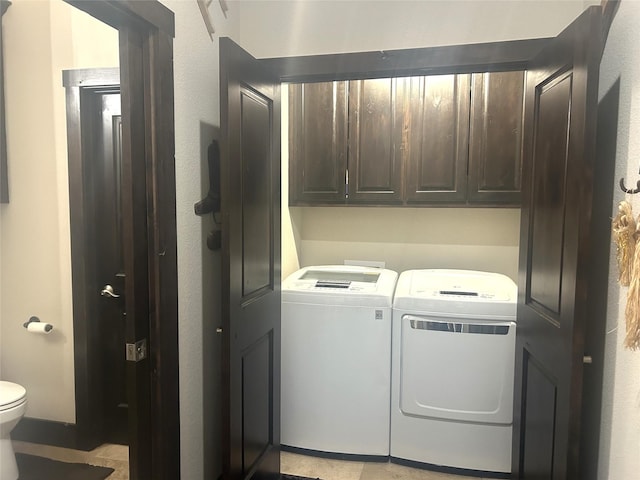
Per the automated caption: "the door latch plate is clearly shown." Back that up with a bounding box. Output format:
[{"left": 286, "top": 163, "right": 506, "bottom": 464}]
[{"left": 126, "top": 339, "right": 147, "bottom": 362}]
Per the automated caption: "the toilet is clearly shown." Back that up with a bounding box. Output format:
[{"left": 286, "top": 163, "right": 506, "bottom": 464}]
[{"left": 0, "top": 381, "right": 27, "bottom": 480}]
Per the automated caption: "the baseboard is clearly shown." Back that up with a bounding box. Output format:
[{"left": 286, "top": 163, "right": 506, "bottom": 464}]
[{"left": 11, "top": 417, "right": 82, "bottom": 450}]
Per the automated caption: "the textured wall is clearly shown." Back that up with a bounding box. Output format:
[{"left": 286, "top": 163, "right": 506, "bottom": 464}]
[
  {"left": 159, "top": 1, "right": 238, "bottom": 478},
  {"left": 598, "top": 1, "right": 640, "bottom": 478}
]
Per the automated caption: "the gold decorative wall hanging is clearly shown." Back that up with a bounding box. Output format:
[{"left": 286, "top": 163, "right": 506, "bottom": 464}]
[
  {"left": 612, "top": 200, "right": 640, "bottom": 350},
  {"left": 612, "top": 200, "right": 636, "bottom": 286}
]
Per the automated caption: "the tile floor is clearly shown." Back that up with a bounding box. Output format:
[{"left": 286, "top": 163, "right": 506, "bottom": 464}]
[
  {"left": 12, "top": 442, "right": 490, "bottom": 480},
  {"left": 13, "top": 440, "right": 129, "bottom": 480},
  {"left": 282, "top": 451, "right": 492, "bottom": 480}
]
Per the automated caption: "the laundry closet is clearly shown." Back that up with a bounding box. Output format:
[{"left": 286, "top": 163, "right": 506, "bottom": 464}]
[{"left": 279, "top": 64, "right": 524, "bottom": 476}]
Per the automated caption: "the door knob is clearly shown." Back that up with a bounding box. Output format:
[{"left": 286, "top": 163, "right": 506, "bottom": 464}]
[{"left": 101, "top": 284, "right": 121, "bottom": 298}]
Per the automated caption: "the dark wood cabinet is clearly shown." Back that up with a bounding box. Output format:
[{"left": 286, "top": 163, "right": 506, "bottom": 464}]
[
  {"left": 289, "top": 81, "right": 348, "bottom": 203},
  {"left": 468, "top": 71, "right": 525, "bottom": 204},
  {"left": 347, "top": 78, "right": 403, "bottom": 203},
  {"left": 404, "top": 74, "right": 470, "bottom": 204},
  {"left": 288, "top": 70, "right": 524, "bottom": 207}
]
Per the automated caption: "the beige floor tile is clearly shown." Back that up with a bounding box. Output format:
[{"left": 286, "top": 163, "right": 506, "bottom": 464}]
[
  {"left": 93, "top": 443, "right": 129, "bottom": 462},
  {"left": 360, "top": 461, "right": 481, "bottom": 480},
  {"left": 282, "top": 451, "right": 365, "bottom": 480}
]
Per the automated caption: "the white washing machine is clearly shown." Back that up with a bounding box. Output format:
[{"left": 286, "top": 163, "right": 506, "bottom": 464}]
[
  {"left": 391, "top": 269, "right": 517, "bottom": 474},
  {"left": 281, "top": 265, "right": 398, "bottom": 457}
]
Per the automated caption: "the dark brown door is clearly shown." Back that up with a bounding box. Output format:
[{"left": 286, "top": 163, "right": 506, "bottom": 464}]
[
  {"left": 289, "top": 81, "right": 347, "bottom": 204},
  {"left": 220, "top": 37, "right": 281, "bottom": 480},
  {"left": 91, "top": 91, "right": 128, "bottom": 445},
  {"left": 404, "top": 74, "right": 470, "bottom": 204},
  {"left": 513, "top": 6, "right": 601, "bottom": 479},
  {"left": 348, "top": 77, "right": 402, "bottom": 203}
]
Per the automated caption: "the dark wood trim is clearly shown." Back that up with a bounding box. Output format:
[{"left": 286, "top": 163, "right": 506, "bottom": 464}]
[
  {"left": 119, "top": 25, "right": 153, "bottom": 480},
  {"left": 66, "top": 0, "right": 174, "bottom": 37},
  {"left": 262, "top": 38, "right": 551, "bottom": 83},
  {"left": 143, "top": 26, "right": 180, "bottom": 480},
  {"left": 64, "top": 70, "right": 120, "bottom": 452},
  {"left": 11, "top": 418, "right": 81, "bottom": 451},
  {"left": 62, "top": 2, "right": 178, "bottom": 479},
  {"left": 63, "top": 67, "right": 120, "bottom": 88},
  {"left": 0, "top": 0, "right": 10, "bottom": 203}
]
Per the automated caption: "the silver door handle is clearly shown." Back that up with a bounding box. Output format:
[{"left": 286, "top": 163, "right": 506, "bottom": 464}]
[
  {"left": 583, "top": 355, "right": 593, "bottom": 364},
  {"left": 101, "top": 285, "right": 121, "bottom": 298}
]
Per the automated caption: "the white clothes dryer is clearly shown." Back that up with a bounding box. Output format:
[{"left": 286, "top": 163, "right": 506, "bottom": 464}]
[
  {"left": 281, "top": 265, "right": 398, "bottom": 457},
  {"left": 391, "top": 269, "right": 517, "bottom": 474}
]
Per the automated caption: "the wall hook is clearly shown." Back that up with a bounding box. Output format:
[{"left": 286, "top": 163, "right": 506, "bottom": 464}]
[{"left": 619, "top": 177, "right": 640, "bottom": 194}]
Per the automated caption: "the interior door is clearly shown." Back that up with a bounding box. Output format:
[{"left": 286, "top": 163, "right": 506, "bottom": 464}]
[
  {"left": 219, "top": 37, "right": 282, "bottom": 480},
  {"left": 513, "top": 6, "right": 602, "bottom": 479},
  {"left": 91, "top": 90, "right": 128, "bottom": 445}
]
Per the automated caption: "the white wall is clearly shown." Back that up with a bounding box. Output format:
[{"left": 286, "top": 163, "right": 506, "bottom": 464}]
[
  {"left": 598, "top": 1, "right": 640, "bottom": 478},
  {"left": 0, "top": 0, "right": 118, "bottom": 423},
  {"left": 234, "top": 0, "right": 596, "bottom": 58},
  {"left": 291, "top": 207, "right": 520, "bottom": 281}
]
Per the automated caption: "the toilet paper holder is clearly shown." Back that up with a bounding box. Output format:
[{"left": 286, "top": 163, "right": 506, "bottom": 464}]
[{"left": 23, "top": 316, "right": 53, "bottom": 333}]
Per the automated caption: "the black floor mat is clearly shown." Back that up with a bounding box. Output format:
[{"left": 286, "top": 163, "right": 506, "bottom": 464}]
[{"left": 16, "top": 453, "right": 114, "bottom": 480}]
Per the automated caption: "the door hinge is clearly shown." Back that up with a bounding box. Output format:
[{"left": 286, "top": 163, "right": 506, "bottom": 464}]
[{"left": 126, "top": 339, "right": 147, "bottom": 362}]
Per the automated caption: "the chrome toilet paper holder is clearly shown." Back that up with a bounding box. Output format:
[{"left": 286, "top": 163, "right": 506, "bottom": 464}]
[{"left": 23, "top": 316, "right": 53, "bottom": 333}]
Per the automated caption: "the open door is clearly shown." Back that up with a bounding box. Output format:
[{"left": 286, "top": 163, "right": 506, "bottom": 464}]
[
  {"left": 219, "top": 37, "right": 282, "bottom": 480},
  {"left": 513, "top": 6, "right": 602, "bottom": 479}
]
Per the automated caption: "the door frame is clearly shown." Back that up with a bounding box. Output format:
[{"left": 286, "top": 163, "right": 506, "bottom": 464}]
[
  {"left": 63, "top": 67, "right": 122, "bottom": 452},
  {"left": 64, "top": 2, "right": 178, "bottom": 479},
  {"left": 262, "top": 38, "right": 550, "bottom": 82}
]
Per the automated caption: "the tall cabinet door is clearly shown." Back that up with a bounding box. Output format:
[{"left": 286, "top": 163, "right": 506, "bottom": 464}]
[
  {"left": 289, "top": 82, "right": 348, "bottom": 204},
  {"left": 347, "top": 77, "right": 403, "bottom": 204},
  {"left": 404, "top": 74, "right": 470, "bottom": 204},
  {"left": 468, "top": 71, "right": 525, "bottom": 204}
]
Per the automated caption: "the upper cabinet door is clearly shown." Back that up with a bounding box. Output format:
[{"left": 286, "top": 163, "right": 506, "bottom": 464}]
[
  {"left": 468, "top": 71, "right": 525, "bottom": 204},
  {"left": 288, "top": 82, "right": 348, "bottom": 204},
  {"left": 347, "top": 78, "right": 403, "bottom": 204},
  {"left": 404, "top": 74, "right": 470, "bottom": 204}
]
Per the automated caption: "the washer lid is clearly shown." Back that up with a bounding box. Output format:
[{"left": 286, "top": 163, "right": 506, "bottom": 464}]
[
  {"left": 0, "top": 381, "right": 26, "bottom": 408},
  {"left": 282, "top": 265, "right": 398, "bottom": 306}
]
